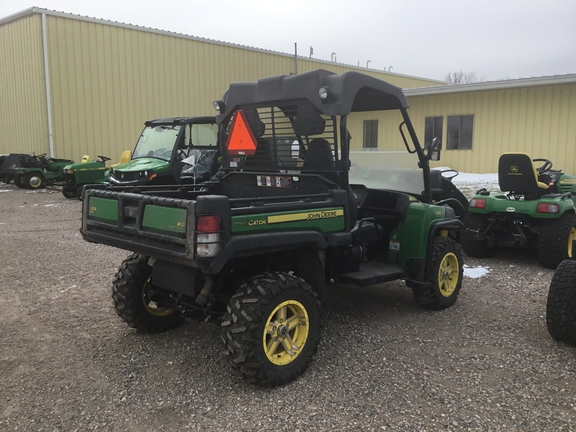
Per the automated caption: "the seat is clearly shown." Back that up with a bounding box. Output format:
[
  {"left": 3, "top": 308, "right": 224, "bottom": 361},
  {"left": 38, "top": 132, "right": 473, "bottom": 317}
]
[
  {"left": 498, "top": 152, "right": 548, "bottom": 199},
  {"left": 302, "top": 138, "right": 339, "bottom": 184},
  {"left": 111, "top": 150, "right": 132, "bottom": 167}
]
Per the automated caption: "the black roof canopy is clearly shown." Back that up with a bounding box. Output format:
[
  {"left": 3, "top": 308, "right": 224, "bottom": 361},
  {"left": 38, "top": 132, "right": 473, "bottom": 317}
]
[
  {"left": 145, "top": 116, "right": 216, "bottom": 126},
  {"left": 217, "top": 69, "right": 409, "bottom": 122}
]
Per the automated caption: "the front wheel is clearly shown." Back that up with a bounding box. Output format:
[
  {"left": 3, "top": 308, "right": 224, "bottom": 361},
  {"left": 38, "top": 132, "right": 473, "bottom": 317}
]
[
  {"left": 538, "top": 213, "right": 576, "bottom": 269},
  {"left": 546, "top": 259, "right": 576, "bottom": 345},
  {"left": 111, "top": 253, "right": 183, "bottom": 333},
  {"left": 62, "top": 184, "right": 77, "bottom": 199},
  {"left": 23, "top": 172, "right": 45, "bottom": 189},
  {"left": 221, "top": 272, "right": 321, "bottom": 387},
  {"left": 412, "top": 237, "right": 463, "bottom": 310}
]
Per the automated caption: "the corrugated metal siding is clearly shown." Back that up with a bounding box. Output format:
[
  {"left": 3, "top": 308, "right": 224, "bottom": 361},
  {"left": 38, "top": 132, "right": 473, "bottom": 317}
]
[
  {"left": 42, "top": 14, "right": 441, "bottom": 163},
  {"left": 408, "top": 83, "right": 576, "bottom": 173},
  {"left": 0, "top": 15, "right": 48, "bottom": 156}
]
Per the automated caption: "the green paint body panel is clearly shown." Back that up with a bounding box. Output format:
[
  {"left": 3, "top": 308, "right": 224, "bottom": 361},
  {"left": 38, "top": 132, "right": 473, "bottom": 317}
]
[
  {"left": 64, "top": 160, "right": 109, "bottom": 184},
  {"left": 468, "top": 194, "right": 574, "bottom": 218},
  {"left": 231, "top": 207, "right": 345, "bottom": 234},
  {"left": 88, "top": 197, "right": 119, "bottom": 223},
  {"left": 394, "top": 203, "right": 447, "bottom": 268},
  {"left": 142, "top": 205, "right": 187, "bottom": 235}
]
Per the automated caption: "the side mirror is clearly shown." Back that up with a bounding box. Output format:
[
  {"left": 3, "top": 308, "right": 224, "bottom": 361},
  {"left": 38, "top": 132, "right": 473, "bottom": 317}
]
[{"left": 426, "top": 137, "right": 441, "bottom": 161}]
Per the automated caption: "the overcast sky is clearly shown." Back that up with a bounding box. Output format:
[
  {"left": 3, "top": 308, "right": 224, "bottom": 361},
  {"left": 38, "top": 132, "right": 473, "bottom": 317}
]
[{"left": 2, "top": 0, "right": 575, "bottom": 82}]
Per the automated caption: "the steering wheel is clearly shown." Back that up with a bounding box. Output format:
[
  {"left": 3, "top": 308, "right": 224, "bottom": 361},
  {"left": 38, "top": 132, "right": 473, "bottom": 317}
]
[
  {"left": 533, "top": 158, "right": 553, "bottom": 172},
  {"left": 97, "top": 155, "right": 111, "bottom": 163},
  {"left": 440, "top": 169, "right": 459, "bottom": 181}
]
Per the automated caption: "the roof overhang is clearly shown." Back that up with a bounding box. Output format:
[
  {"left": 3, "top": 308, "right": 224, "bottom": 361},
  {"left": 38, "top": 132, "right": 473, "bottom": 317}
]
[{"left": 404, "top": 74, "right": 576, "bottom": 97}]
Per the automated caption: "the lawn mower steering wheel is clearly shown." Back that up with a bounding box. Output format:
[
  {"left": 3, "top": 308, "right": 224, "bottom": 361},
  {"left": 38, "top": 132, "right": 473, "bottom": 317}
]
[
  {"left": 440, "top": 169, "right": 459, "bottom": 181},
  {"left": 97, "top": 155, "right": 111, "bottom": 163},
  {"left": 533, "top": 158, "right": 553, "bottom": 172}
]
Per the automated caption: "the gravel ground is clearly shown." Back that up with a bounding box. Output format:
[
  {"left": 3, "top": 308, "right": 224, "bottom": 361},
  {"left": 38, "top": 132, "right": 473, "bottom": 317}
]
[{"left": 1, "top": 184, "right": 575, "bottom": 431}]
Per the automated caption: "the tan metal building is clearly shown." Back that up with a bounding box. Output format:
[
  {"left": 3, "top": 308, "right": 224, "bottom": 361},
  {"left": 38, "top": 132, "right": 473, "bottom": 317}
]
[
  {"left": 0, "top": 7, "right": 441, "bottom": 164},
  {"left": 405, "top": 76, "right": 576, "bottom": 174},
  {"left": 2, "top": 8, "right": 574, "bottom": 174}
]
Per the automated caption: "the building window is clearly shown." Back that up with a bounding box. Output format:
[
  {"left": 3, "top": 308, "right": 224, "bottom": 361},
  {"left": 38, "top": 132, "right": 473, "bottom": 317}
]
[
  {"left": 424, "top": 116, "right": 443, "bottom": 150},
  {"left": 363, "top": 120, "right": 378, "bottom": 149},
  {"left": 447, "top": 115, "right": 473, "bottom": 150}
]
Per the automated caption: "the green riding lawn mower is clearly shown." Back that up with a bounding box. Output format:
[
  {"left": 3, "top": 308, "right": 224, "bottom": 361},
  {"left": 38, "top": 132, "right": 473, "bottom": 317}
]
[
  {"left": 6, "top": 153, "right": 75, "bottom": 189},
  {"left": 60, "top": 151, "right": 132, "bottom": 199},
  {"left": 461, "top": 153, "right": 576, "bottom": 269}
]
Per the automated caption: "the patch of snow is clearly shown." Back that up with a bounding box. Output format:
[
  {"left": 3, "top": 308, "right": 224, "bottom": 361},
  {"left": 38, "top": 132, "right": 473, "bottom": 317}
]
[{"left": 463, "top": 264, "right": 492, "bottom": 278}]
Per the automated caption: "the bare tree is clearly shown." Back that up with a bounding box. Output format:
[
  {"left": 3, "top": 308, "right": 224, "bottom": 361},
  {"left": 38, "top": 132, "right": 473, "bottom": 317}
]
[{"left": 445, "top": 70, "right": 485, "bottom": 84}]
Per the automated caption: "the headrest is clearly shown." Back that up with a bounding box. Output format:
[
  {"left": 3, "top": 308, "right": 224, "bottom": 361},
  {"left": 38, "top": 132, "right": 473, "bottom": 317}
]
[{"left": 293, "top": 105, "right": 325, "bottom": 136}]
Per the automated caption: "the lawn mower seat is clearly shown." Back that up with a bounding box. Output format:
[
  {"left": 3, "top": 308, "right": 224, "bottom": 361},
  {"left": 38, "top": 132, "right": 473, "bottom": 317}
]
[
  {"left": 498, "top": 152, "right": 548, "bottom": 199},
  {"left": 111, "top": 150, "right": 132, "bottom": 167}
]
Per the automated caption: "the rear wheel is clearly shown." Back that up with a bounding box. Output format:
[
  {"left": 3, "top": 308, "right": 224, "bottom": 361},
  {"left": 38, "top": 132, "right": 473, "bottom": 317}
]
[
  {"left": 546, "top": 259, "right": 576, "bottom": 344},
  {"left": 460, "top": 212, "right": 495, "bottom": 257},
  {"left": 538, "top": 213, "right": 576, "bottom": 269},
  {"left": 23, "top": 172, "right": 45, "bottom": 189},
  {"left": 13, "top": 175, "right": 24, "bottom": 188},
  {"left": 111, "top": 253, "right": 183, "bottom": 333},
  {"left": 412, "top": 237, "right": 463, "bottom": 310},
  {"left": 221, "top": 272, "right": 321, "bottom": 387}
]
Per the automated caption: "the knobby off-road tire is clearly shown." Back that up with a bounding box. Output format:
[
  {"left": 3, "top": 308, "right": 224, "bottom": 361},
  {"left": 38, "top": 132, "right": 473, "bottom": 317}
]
[
  {"left": 111, "top": 253, "right": 183, "bottom": 333},
  {"left": 412, "top": 237, "right": 463, "bottom": 310},
  {"left": 460, "top": 212, "right": 495, "bottom": 258},
  {"left": 221, "top": 272, "right": 322, "bottom": 387},
  {"left": 546, "top": 259, "right": 576, "bottom": 345},
  {"left": 538, "top": 212, "right": 576, "bottom": 269}
]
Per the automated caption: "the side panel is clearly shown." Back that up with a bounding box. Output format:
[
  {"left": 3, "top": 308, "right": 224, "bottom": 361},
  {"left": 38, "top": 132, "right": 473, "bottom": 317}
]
[{"left": 231, "top": 207, "right": 345, "bottom": 235}]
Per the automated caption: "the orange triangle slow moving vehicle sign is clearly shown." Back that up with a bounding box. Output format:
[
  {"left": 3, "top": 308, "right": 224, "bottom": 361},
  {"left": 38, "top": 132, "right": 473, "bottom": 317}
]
[{"left": 226, "top": 110, "right": 258, "bottom": 155}]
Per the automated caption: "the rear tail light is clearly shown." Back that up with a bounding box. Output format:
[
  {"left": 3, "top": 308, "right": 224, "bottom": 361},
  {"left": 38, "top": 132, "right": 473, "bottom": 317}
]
[
  {"left": 536, "top": 202, "right": 560, "bottom": 214},
  {"left": 196, "top": 215, "right": 222, "bottom": 257},
  {"left": 469, "top": 198, "right": 486, "bottom": 209}
]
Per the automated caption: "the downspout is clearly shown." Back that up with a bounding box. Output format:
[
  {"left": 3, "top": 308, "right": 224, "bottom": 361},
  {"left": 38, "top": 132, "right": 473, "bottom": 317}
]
[
  {"left": 294, "top": 43, "right": 298, "bottom": 75},
  {"left": 41, "top": 13, "right": 55, "bottom": 157}
]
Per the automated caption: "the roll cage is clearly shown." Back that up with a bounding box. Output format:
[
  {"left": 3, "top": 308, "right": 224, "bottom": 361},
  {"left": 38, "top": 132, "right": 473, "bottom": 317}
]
[{"left": 214, "top": 69, "right": 434, "bottom": 200}]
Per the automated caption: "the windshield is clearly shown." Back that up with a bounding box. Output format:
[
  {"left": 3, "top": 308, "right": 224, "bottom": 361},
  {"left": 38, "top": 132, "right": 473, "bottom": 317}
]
[
  {"left": 133, "top": 125, "right": 181, "bottom": 161},
  {"left": 348, "top": 112, "right": 425, "bottom": 196}
]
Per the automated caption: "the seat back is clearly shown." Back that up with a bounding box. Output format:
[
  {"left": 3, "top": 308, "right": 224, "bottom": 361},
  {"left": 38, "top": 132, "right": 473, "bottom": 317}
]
[
  {"left": 302, "top": 138, "right": 339, "bottom": 183},
  {"left": 111, "top": 150, "right": 132, "bottom": 167},
  {"left": 498, "top": 152, "right": 548, "bottom": 198}
]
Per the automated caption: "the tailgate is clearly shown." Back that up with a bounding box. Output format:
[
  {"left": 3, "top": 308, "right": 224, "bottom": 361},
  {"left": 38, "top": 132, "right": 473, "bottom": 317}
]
[{"left": 81, "top": 189, "right": 196, "bottom": 264}]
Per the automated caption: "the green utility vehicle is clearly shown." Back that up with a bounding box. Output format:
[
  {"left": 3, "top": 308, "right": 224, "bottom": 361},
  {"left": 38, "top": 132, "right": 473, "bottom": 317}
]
[
  {"left": 547, "top": 255, "right": 576, "bottom": 345},
  {"left": 461, "top": 153, "right": 576, "bottom": 268},
  {"left": 13, "top": 154, "right": 75, "bottom": 189},
  {"left": 81, "top": 70, "right": 464, "bottom": 386},
  {"left": 107, "top": 116, "right": 218, "bottom": 186}
]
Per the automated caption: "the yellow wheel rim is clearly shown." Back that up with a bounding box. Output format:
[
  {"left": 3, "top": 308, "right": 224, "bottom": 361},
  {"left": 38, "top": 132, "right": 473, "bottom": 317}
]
[
  {"left": 437, "top": 252, "right": 459, "bottom": 298},
  {"left": 142, "top": 276, "right": 174, "bottom": 317},
  {"left": 263, "top": 300, "right": 309, "bottom": 366},
  {"left": 568, "top": 228, "right": 576, "bottom": 257}
]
